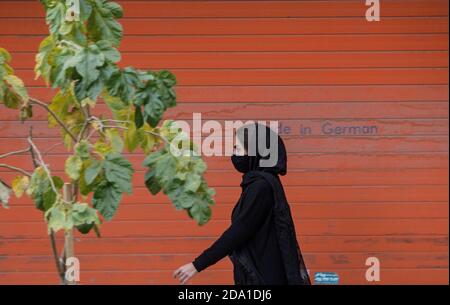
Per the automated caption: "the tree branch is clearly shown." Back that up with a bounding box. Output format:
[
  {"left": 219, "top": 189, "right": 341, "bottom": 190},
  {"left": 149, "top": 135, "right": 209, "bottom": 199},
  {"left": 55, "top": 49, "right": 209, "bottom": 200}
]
[
  {"left": 28, "top": 127, "right": 65, "bottom": 284},
  {"left": 0, "top": 148, "right": 31, "bottom": 159},
  {"left": 0, "top": 164, "right": 32, "bottom": 176},
  {"left": 27, "top": 137, "right": 58, "bottom": 194},
  {"left": 76, "top": 117, "right": 90, "bottom": 143},
  {"left": 102, "top": 124, "right": 170, "bottom": 145},
  {"left": 28, "top": 127, "right": 39, "bottom": 168},
  {"left": 29, "top": 97, "right": 77, "bottom": 142},
  {"left": 50, "top": 230, "right": 66, "bottom": 284},
  {"left": 42, "top": 142, "right": 65, "bottom": 155}
]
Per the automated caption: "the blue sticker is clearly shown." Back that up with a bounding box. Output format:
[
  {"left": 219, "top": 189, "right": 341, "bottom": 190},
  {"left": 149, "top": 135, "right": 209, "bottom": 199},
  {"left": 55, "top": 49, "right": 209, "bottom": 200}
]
[{"left": 314, "top": 272, "right": 340, "bottom": 285}]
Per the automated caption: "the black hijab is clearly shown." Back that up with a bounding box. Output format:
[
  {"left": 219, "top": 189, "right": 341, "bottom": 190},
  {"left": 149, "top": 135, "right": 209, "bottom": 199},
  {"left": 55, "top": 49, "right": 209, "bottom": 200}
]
[
  {"left": 231, "top": 122, "right": 311, "bottom": 285},
  {"left": 231, "top": 122, "right": 287, "bottom": 176}
]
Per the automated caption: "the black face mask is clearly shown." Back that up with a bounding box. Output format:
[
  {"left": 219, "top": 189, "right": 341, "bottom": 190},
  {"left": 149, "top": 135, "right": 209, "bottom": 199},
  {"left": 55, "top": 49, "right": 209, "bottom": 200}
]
[{"left": 231, "top": 154, "right": 251, "bottom": 173}]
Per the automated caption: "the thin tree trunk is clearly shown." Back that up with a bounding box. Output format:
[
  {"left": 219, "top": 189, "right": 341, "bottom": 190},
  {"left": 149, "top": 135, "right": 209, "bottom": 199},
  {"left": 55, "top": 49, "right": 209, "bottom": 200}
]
[{"left": 63, "top": 183, "right": 76, "bottom": 285}]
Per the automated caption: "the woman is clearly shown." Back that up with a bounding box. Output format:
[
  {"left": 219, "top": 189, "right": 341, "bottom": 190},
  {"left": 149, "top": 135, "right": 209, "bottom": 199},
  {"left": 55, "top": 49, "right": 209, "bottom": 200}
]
[{"left": 174, "top": 123, "right": 311, "bottom": 285}]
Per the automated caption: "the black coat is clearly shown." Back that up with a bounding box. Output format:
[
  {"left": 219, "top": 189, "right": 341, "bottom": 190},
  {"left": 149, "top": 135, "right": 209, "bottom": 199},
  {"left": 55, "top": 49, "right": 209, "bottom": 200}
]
[{"left": 192, "top": 123, "right": 311, "bottom": 285}]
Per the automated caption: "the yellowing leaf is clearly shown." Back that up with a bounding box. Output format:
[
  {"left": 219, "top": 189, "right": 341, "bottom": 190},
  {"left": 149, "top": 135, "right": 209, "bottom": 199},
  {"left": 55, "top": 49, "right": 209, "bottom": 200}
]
[
  {"left": 48, "top": 90, "right": 74, "bottom": 128},
  {"left": 34, "top": 35, "right": 55, "bottom": 84},
  {"left": 81, "top": 97, "right": 96, "bottom": 107},
  {"left": 144, "top": 133, "right": 156, "bottom": 154},
  {"left": 12, "top": 176, "right": 29, "bottom": 198},
  {"left": 93, "top": 140, "right": 113, "bottom": 157},
  {"left": 4, "top": 75, "right": 28, "bottom": 102},
  {"left": 2, "top": 75, "right": 29, "bottom": 109},
  {"left": 124, "top": 122, "right": 138, "bottom": 152},
  {"left": 0, "top": 47, "right": 12, "bottom": 63},
  {"left": 105, "top": 128, "right": 124, "bottom": 153}
]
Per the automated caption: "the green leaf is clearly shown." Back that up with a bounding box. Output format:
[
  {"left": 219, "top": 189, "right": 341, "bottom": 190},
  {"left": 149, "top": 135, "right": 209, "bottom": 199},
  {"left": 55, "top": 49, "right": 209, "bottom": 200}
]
[
  {"left": 104, "top": 1, "right": 123, "bottom": 18},
  {"left": 106, "top": 67, "right": 140, "bottom": 103},
  {"left": 84, "top": 159, "right": 102, "bottom": 185},
  {"left": 131, "top": 71, "right": 177, "bottom": 129},
  {"left": 92, "top": 182, "right": 122, "bottom": 221},
  {"left": 134, "top": 106, "right": 144, "bottom": 129},
  {"left": 42, "top": 188, "right": 58, "bottom": 211},
  {"left": 142, "top": 144, "right": 215, "bottom": 226},
  {"left": 142, "top": 149, "right": 165, "bottom": 167},
  {"left": 46, "top": 203, "right": 72, "bottom": 233},
  {"left": 96, "top": 40, "right": 120, "bottom": 63},
  {"left": 75, "top": 140, "right": 90, "bottom": 159},
  {"left": 153, "top": 152, "right": 177, "bottom": 188},
  {"left": 143, "top": 94, "right": 165, "bottom": 127},
  {"left": 72, "top": 202, "right": 101, "bottom": 232},
  {"left": 78, "top": 168, "right": 95, "bottom": 196},
  {"left": 65, "top": 155, "right": 83, "bottom": 180},
  {"left": 167, "top": 187, "right": 196, "bottom": 210},
  {"left": 27, "top": 168, "right": 63, "bottom": 212},
  {"left": 45, "top": 1, "right": 65, "bottom": 35},
  {"left": 188, "top": 200, "right": 212, "bottom": 226},
  {"left": 74, "top": 45, "right": 105, "bottom": 83},
  {"left": 184, "top": 173, "right": 201, "bottom": 193},
  {"left": 52, "top": 176, "right": 64, "bottom": 189},
  {"left": 144, "top": 170, "right": 161, "bottom": 195},
  {"left": 72, "top": 44, "right": 105, "bottom": 100},
  {"left": 155, "top": 70, "right": 177, "bottom": 108},
  {"left": 26, "top": 167, "right": 45, "bottom": 196},
  {"left": 49, "top": 48, "right": 77, "bottom": 88},
  {"left": 46, "top": 198, "right": 101, "bottom": 235},
  {"left": 79, "top": 0, "right": 93, "bottom": 21},
  {"left": 103, "top": 153, "right": 134, "bottom": 193},
  {"left": 87, "top": 0, "right": 123, "bottom": 46},
  {"left": 75, "top": 223, "right": 94, "bottom": 234}
]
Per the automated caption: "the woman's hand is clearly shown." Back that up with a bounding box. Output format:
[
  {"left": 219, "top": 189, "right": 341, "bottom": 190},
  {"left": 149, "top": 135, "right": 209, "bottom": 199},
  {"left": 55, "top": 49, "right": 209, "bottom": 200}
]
[{"left": 173, "top": 263, "right": 198, "bottom": 285}]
